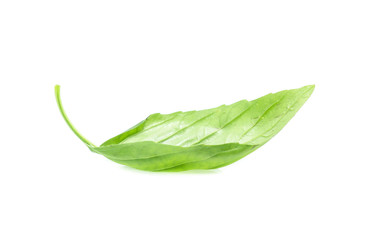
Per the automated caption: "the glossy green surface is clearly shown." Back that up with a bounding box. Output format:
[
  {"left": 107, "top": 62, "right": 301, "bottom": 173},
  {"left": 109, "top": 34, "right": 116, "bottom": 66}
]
[{"left": 55, "top": 85, "right": 314, "bottom": 172}]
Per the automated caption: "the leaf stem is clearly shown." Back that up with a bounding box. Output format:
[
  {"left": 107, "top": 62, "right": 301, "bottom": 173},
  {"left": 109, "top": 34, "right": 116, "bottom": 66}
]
[{"left": 55, "top": 85, "right": 96, "bottom": 147}]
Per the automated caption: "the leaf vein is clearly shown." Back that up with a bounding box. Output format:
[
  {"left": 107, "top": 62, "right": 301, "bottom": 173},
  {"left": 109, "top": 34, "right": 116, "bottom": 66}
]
[
  {"left": 192, "top": 102, "right": 255, "bottom": 145},
  {"left": 238, "top": 93, "right": 287, "bottom": 141},
  {"left": 243, "top": 87, "right": 313, "bottom": 144},
  {"left": 157, "top": 112, "right": 216, "bottom": 143}
]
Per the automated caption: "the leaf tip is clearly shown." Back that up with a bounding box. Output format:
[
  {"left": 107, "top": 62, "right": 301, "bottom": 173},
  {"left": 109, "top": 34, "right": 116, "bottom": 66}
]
[
  {"left": 308, "top": 84, "right": 315, "bottom": 94},
  {"left": 304, "top": 84, "right": 315, "bottom": 90},
  {"left": 300, "top": 84, "right": 315, "bottom": 96}
]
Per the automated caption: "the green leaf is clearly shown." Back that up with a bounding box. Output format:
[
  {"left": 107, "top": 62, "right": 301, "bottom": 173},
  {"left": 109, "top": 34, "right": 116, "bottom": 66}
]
[{"left": 55, "top": 84, "right": 314, "bottom": 172}]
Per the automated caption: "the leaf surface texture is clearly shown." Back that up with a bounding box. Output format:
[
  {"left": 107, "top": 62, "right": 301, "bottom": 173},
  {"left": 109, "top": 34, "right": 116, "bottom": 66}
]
[{"left": 56, "top": 85, "right": 314, "bottom": 171}]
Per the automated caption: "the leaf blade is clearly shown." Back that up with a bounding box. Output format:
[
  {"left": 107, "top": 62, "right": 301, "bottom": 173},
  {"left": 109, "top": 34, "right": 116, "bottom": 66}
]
[
  {"left": 56, "top": 84, "right": 314, "bottom": 171},
  {"left": 108, "top": 85, "right": 314, "bottom": 148}
]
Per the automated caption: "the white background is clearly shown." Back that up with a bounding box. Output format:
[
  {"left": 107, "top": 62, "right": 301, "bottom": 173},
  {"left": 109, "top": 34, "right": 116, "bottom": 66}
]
[{"left": 1, "top": 0, "right": 370, "bottom": 239}]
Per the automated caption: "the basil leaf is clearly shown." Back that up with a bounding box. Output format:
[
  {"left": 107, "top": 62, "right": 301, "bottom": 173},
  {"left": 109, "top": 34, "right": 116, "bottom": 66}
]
[{"left": 55, "top": 84, "right": 314, "bottom": 172}]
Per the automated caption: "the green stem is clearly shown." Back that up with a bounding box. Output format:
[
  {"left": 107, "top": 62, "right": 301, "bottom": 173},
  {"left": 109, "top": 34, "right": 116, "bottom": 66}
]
[{"left": 55, "top": 85, "right": 96, "bottom": 147}]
